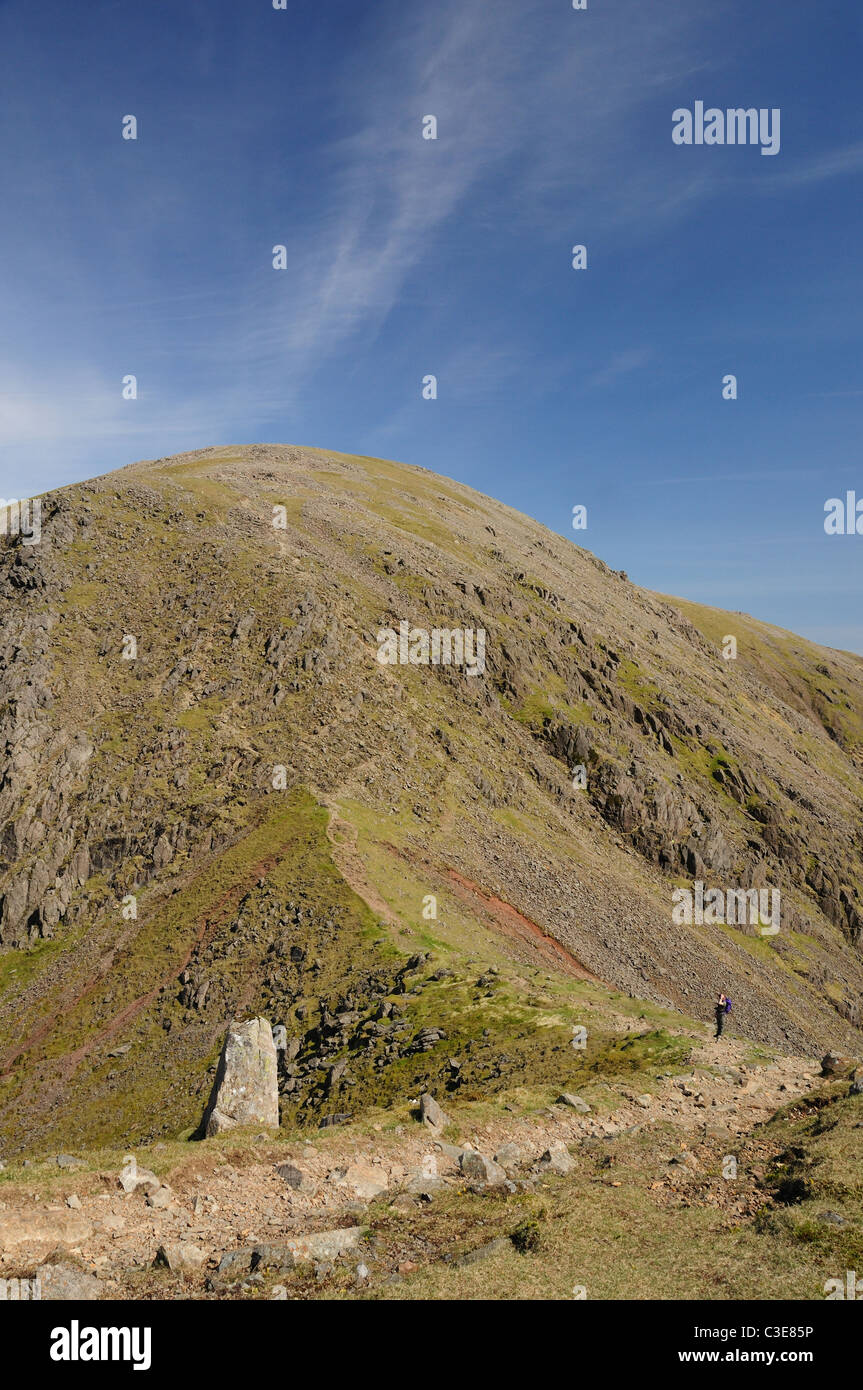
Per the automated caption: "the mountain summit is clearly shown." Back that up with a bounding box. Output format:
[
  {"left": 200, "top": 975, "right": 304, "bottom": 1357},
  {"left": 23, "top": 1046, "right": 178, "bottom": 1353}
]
[{"left": 0, "top": 444, "right": 860, "bottom": 1153}]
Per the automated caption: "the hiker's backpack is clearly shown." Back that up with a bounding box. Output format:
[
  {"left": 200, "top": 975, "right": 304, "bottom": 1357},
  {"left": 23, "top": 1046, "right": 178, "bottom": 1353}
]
[{"left": 724, "top": 997, "right": 732, "bottom": 1014}]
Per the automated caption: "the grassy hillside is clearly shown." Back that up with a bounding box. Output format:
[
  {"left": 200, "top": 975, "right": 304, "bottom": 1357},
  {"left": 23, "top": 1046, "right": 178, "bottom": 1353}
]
[{"left": 0, "top": 443, "right": 861, "bottom": 1157}]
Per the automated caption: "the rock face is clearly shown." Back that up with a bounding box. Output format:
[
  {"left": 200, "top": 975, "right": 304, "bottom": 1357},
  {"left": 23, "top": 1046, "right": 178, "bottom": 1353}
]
[{"left": 201, "top": 1018, "right": 280, "bottom": 1137}]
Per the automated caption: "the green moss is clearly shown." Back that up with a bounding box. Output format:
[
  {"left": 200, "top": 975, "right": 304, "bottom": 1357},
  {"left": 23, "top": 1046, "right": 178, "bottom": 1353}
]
[
  {"left": 0, "top": 937, "right": 67, "bottom": 998},
  {"left": 175, "top": 698, "right": 225, "bottom": 732},
  {"left": 616, "top": 657, "right": 662, "bottom": 707}
]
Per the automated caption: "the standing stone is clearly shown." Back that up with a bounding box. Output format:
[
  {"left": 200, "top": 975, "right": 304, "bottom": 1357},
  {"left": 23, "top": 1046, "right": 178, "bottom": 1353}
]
[{"left": 200, "top": 1018, "right": 279, "bottom": 1137}]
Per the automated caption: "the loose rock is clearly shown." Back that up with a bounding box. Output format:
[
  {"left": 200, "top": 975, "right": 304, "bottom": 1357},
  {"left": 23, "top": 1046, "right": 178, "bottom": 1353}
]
[
  {"left": 459, "top": 1151, "right": 506, "bottom": 1187},
  {"left": 35, "top": 1262, "right": 103, "bottom": 1301},
  {"left": 154, "top": 1242, "right": 206, "bottom": 1273}
]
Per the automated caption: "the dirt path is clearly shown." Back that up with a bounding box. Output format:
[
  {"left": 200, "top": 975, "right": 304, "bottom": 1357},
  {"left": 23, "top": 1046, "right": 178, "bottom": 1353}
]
[
  {"left": 0, "top": 1035, "right": 824, "bottom": 1295},
  {"left": 320, "top": 796, "right": 399, "bottom": 927},
  {"left": 319, "top": 794, "right": 603, "bottom": 985},
  {"left": 321, "top": 796, "right": 603, "bottom": 983}
]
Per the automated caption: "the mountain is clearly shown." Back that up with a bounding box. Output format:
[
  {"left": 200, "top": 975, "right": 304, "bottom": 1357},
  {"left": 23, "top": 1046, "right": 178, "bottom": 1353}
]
[{"left": 0, "top": 443, "right": 861, "bottom": 1156}]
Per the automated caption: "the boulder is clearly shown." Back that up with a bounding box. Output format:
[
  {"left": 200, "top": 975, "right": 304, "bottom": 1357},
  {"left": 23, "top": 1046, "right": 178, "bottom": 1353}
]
[
  {"left": 493, "top": 1142, "right": 523, "bottom": 1172},
  {"left": 539, "top": 1142, "right": 575, "bottom": 1176},
  {"left": 276, "top": 1161, "right": 318, "bottom": 1195},
  {"left": 217, "top": 1247, "right": 256, "bottom": 1276},
  {"left": 419, "top": 1092, "right": 450, "bottom": 1132},
  {"left": 282, "top": 1227, "right": 362, "bottom": 1264},
  {"left": 154, "top": 1242, "right": 206, "bottom": 1273},
  {"left": 390, "top": 1193, "right": 419, "bottom": 1211},
  {"left": 250, "top": 1243, "right": 296, "bottom": 1273},
  {"left": 434, "top": 1141, "right": 465, "bottom": 1161},
  {"left": 557, "top": 1093, "right": 591, "bottom": 1113},
  {"left": 146, "top": 1185, "right": 174, "bottom": 1210},
  {"left": 668, "top": 1151, "right": 699, "bottom": 1171},
  {"left": 406, "top": 1168, "right": 446, "bottom": 1195},
  {"left": 218, "top": 1227, "right": 363, "bottom": 1273},
  {"left": 119, "top": 1166, "right": 161, "bottom": 1196},
  {"left": 820, "top": 1052, "right": 850, "bottom": 1078},
  {"left": 455, "top": 1236, "right": 510, "bottom": 1267},
  {"left": 459, "top": 1151, "right": 506, "bottom": 1186},
  {"left": 335, "top": 1162, "right": 388, "bottom": 1201},
  {"left": 201, "top": 1017, "right": 280, "bottom": 1137},
  {"left": 817, "top": 1211, "right": 846, "bottom": 1226},
  {"left": 35, "top": 1262, "right": 103, "bottom": 1301}
]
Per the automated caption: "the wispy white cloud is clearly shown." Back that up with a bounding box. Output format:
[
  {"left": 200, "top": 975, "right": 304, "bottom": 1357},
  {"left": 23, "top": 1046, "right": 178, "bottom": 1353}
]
[
  {"left": 0, "top": 0, "right": 730, "bottom": 484},
  {"left": 227, "top": 0, "right": 712, "bottom": 388},
  {"left": 758, "top": 141, "right": 863, "bottom": 190},
  {"left": 583, "top": 347, "right": 653, "bottom": 392}
]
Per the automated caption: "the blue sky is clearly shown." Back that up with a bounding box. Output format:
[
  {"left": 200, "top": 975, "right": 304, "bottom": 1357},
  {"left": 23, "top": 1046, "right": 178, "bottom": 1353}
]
[{"left": 1, "top": 0, "right": 861, "bottom": 649}]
